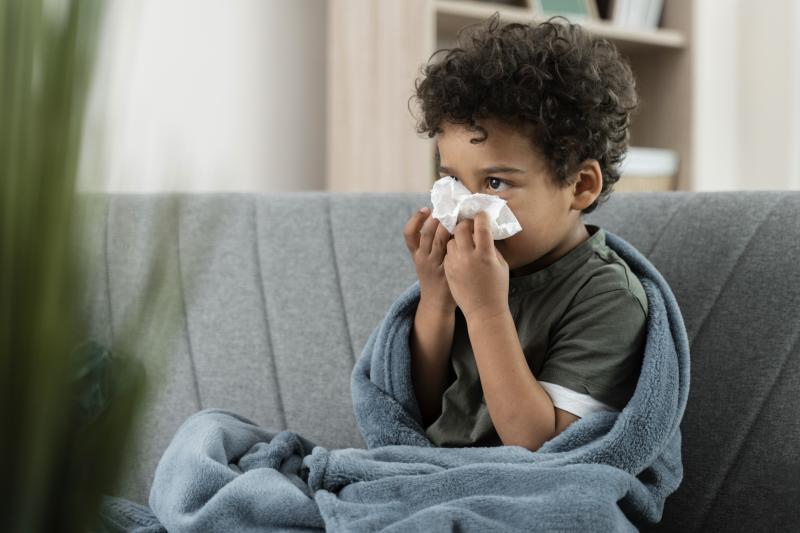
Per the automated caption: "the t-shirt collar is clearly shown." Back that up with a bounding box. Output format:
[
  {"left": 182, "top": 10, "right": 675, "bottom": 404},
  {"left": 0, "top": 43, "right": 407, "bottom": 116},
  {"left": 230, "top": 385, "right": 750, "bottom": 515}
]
[{"left": 507, "top": 224, "right": 605, "bottom": 294}]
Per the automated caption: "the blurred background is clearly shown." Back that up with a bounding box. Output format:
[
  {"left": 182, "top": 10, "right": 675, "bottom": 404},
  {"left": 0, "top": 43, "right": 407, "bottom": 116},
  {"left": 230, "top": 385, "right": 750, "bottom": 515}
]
[{"left": 77, "top": 0, "right": 800, "bottom": 194}]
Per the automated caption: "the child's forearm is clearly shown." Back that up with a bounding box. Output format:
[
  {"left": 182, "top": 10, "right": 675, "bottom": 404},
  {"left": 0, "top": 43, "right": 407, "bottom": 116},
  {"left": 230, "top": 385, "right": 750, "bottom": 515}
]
[
  {"left": 465, "top": 308, "right": 556, "bottom": 451},
  {"left": 410, "top": 298, "right": 456, "bottom": 428}
]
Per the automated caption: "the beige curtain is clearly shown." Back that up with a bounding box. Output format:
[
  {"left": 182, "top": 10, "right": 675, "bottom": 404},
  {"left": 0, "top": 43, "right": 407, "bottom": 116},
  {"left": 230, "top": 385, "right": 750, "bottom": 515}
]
[
  {"left": 327, "top": 0, "right": 437, "bottom": 192},
  {"left": 692, "top": 0, "right": 800, "bottom": 190}
]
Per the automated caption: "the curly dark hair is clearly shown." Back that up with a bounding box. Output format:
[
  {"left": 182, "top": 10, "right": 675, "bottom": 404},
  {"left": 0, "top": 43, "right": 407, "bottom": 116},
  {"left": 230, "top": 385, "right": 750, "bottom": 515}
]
[{"left": 409, "top": 13, "right": 639, "bottom": 214}]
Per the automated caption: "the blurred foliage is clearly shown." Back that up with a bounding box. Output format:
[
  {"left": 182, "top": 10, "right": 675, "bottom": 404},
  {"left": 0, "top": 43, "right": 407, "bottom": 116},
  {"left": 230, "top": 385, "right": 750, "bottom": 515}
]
[{"left": 0, "top": 0, "right": 171, "bottom": 531}]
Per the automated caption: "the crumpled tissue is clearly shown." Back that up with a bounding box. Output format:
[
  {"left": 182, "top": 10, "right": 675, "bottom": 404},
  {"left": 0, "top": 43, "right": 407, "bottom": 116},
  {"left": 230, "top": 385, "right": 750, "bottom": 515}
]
[{"left": 430, "top": 176, "right": 522, "bottom": 240}]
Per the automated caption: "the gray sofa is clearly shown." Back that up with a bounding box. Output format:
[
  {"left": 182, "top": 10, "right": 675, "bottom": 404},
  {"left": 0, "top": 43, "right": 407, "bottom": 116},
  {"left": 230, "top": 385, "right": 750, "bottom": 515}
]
[{"left": 78, "top": 191, "right": 800, "bottom": 532}]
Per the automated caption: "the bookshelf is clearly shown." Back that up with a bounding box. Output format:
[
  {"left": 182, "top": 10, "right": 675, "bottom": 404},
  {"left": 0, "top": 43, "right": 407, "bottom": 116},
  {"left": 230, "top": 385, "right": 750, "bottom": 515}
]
[{"left": 429, "top": 0, "right": 692, "bottom": 191}]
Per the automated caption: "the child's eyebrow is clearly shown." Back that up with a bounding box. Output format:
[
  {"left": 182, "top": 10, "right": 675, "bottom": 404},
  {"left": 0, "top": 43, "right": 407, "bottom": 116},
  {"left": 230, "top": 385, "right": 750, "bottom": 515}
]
[{"left": 437, "top": 164, "right": 526, "bottom": 174}]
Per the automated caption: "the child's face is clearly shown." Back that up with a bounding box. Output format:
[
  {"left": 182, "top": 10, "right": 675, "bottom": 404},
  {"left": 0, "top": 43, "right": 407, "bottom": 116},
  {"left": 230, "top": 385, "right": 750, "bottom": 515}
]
[{"left": 435, "top": 118, "right": 595, "bottom": 277}]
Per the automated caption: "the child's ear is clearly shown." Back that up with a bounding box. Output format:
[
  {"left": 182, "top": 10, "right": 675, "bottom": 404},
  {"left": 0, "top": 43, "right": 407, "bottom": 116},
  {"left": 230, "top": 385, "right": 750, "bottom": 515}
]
[{"left": 569, "top": 160, "right": 603, "bottom": 211}]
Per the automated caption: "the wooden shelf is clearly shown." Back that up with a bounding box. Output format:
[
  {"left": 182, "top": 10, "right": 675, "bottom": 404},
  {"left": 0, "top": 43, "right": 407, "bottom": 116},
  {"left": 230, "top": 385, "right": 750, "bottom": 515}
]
[{"left": 436, "top": 0, "right": 685, "bottom": 52}]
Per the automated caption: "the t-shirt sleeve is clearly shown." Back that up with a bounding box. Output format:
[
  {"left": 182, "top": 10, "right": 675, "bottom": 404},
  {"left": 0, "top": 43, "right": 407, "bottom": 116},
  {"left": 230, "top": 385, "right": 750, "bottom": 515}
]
[
  {"left": 537, "top": 287, "right": 647, "bottom": 411},
  {"left": 537, "top": 381, "right": 618, "bottom": 418}
]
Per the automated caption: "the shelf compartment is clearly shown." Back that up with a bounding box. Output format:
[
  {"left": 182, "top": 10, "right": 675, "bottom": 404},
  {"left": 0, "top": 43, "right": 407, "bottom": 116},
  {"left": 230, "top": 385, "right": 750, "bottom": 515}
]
[{"left": 435, "top": 0, "right": 686, "bottom": 51}]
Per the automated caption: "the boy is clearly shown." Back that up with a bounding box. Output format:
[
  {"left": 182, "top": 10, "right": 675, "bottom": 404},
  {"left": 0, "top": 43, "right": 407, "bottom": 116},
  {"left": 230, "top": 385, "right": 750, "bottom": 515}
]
[{"left": 403, "top": 15, "right": 647, "bottom": 452}]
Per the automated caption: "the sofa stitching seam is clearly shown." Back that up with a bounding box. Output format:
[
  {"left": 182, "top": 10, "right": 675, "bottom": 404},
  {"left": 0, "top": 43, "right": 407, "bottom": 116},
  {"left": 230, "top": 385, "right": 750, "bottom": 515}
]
[
  {"left": 694, "top": 195, "right": 787, "bottom": 531},
  {"left": 697, "top": 310, "right": 799, "bottom": 532},
  {"left": 328, "top": 197, "right": 357, "bottom": 366},
  {"left": 689, "top": 195, "right": 784, "bottom": 352},
  {"left": 254, "top": 199, "right": 288, "bottom": 430},
  {"left": 647, "top": 194, "right": 692, "bottom": 257},
  {"left": 175, "top": 197, "right": 203, "bottom": 410}
]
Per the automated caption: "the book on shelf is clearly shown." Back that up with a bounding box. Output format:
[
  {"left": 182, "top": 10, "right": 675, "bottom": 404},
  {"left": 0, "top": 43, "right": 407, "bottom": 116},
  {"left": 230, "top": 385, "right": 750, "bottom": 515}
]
[
  {"left": 615, "top": 146, "right": 679, "bottom": 192},
  {"left": 596, "top": 0, "right": 664, "bottom": 30}
]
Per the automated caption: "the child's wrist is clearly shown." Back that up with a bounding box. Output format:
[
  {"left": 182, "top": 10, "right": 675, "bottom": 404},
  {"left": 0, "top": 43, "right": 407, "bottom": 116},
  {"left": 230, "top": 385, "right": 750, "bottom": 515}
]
[
  {"left": 463, "top": 304, "right": 511, "bottom": 327},
  {"left": 418, "top": 295, "right": 456, "bottom": 316}
]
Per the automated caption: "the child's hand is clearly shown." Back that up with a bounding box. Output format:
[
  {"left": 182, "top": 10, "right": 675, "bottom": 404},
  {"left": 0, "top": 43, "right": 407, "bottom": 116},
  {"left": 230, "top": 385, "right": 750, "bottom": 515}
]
[
  {"left": 443, "top": 211, "right": 509, "bottom": 322},
  {"left": 404, "top": 207, "right": 456, "bottom": 313}
]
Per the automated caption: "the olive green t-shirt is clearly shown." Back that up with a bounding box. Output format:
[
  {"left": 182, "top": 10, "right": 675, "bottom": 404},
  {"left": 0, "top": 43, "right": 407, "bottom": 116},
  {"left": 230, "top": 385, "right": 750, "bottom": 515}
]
[{"left": 424, "top": 224, "right": 648, "bottom": 448}]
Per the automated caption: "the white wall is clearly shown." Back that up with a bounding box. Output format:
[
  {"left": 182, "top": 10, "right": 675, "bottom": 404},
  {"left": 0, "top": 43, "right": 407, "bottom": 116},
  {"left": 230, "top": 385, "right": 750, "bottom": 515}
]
[
  {"left": 693, "top": 0, "right": 800, "bottom": 190},
  {"left": 79, "top": 0, "right": 327, "bottom": 192}
]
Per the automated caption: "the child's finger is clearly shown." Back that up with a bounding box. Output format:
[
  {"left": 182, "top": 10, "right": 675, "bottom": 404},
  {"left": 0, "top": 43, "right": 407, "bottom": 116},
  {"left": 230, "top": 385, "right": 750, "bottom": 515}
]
[
  {"left": 453, "top": 218, "right": 475, "bottom": 250},
  {"left": 429, "top": 218, "right": 451, "bottom": 262},
  {"left": 473, "top": 211, "right": 494, "bottom": 253},
  {"left": 403, "top": 208, "right": 429, "bottom": 252},
  {"left": 418, "top": 212, "right": 439, "bottom": 255}
]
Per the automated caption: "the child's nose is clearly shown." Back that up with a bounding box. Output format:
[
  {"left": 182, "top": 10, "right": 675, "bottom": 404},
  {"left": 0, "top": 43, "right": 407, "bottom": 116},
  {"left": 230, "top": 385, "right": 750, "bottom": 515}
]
[{"left": 460, "top": 181, "right": 479, "bottom": 195}]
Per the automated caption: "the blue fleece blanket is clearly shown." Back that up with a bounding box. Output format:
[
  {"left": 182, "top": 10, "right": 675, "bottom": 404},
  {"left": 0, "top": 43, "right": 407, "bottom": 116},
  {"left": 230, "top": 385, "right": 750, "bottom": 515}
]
[{"left": 99, "top": 231, "right": 690, "bottom": 532}]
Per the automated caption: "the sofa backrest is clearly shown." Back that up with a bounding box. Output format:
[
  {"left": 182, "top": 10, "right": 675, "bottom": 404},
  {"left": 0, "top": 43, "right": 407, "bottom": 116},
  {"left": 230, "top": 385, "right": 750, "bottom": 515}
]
[{"left": 77, "top": 191, "right": 800, "bottom": 532}]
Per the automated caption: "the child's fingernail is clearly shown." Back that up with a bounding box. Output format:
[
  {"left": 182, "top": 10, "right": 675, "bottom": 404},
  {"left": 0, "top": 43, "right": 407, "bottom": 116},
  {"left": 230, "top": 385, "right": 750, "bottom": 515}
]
[{"left": 420, "top": 207, "right": 430, "bottom": 214}]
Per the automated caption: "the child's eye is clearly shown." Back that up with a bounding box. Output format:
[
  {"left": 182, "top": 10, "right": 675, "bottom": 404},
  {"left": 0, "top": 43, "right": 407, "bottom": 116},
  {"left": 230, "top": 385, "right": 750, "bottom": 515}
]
[{"left": 487, "top": 177, "right": 510, "bottom": 192}]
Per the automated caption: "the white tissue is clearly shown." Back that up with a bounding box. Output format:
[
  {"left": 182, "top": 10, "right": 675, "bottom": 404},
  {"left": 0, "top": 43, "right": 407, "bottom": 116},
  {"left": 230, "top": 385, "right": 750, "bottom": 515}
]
[{"left": 430, "top": 176, "right": 522, "bottom": 240}]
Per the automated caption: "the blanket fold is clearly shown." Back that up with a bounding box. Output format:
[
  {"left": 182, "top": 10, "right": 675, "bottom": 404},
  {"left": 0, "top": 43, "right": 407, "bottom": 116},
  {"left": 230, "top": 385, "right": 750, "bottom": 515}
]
[{"left": 101, "top": 230, "right": 690, "bottom": 532}]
